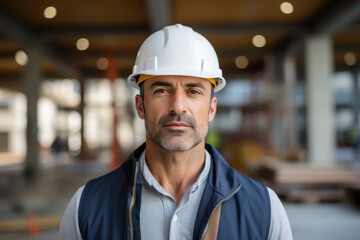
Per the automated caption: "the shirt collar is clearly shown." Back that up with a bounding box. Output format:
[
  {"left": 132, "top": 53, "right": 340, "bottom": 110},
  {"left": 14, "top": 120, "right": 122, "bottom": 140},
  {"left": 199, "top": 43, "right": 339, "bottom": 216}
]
[{"left": 140, "top": 149, "right": 211, "bottom": 194}]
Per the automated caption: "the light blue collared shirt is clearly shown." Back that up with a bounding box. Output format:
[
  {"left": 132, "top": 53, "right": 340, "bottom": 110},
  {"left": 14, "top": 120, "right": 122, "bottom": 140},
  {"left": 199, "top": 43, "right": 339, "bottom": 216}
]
[{"left": 139, "top": 149, "right": 211, "bottom": 240}]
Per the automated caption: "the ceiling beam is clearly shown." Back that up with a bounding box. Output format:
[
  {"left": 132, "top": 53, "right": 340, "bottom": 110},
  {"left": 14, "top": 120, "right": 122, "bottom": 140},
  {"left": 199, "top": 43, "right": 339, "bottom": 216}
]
[
  {"left": 0, "top": 77, "right": 22, "bottom": 92},
  {"left": 40, "top": 23, "right": 303, "bottom": 39},
  {"left": 314, "top": 0, "right": 360, "bottom": 34},
  {"left": 40, "top": 26, "right": 149, "bottom": 40},
  {"left": 0, "top": 7, "right": 35, "bottom": 45},
  {"left": 334, "top": 44, "right": 360, "bottom": 53},
  {"left": 195, "top": 23, "right": 304, "bottom": 35},
  {"left": 145, "top": 0, "right": 172, "bottom": 32},
  {"left": 0, "top": 3, "right": 75, "bottom": 76}
]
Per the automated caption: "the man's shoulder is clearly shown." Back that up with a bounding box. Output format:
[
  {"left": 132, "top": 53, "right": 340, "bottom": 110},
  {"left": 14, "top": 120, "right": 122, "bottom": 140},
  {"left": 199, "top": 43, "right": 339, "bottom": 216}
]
[
  {"left": 79, "top": 161, "right": 135, "bottom": 213},
  {"left": 231, "top": 166, "right": 267, "bottom": 190},
  {"left": 84, "top": 144, "right": 145, "bottom": 191},
  {"left": 86, "top": 159, "right": 133, "bottom": 187}
]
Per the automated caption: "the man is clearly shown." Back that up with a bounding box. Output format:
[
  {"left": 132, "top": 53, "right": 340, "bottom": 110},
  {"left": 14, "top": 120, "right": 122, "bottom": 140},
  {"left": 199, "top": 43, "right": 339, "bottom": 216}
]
[{"left": 60, "top": 24, "right": 292, "bottom": 240}]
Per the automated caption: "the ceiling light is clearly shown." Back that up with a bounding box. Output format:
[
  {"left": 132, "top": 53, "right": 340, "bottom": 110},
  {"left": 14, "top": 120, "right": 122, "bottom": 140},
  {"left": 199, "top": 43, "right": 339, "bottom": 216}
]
[
  {"left": 280, "top": 2, "right": 294, "bottom": 14},
  {"left": 15, "top": 50, "right": 28, "bottom": 66},
  {"left": 76, "top": 38, "right": 90, "bottom": 51},
  {"left": 235, "top": 56, "right": 249, "bottom": 69},
  {"left": 97, "top": 57, "right": 109, "bottom": 70},
  {"left": 344, "top": 52, "right": 356, "bottom": 66},
  {"left": 252, "top": 35, "right": 266, "bottom": 48},
  {"left": 44, "top": 6, "right": 57, "bottom": 19}
]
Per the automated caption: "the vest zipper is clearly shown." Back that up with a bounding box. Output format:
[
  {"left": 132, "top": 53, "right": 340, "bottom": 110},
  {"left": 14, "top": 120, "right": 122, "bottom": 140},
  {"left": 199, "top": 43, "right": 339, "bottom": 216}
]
[
  {"left": 129, "top": 161, "right": 140, "bottom": 240},
  {"left": 200, "top": 184, "right": 242, "bottom": 240}
]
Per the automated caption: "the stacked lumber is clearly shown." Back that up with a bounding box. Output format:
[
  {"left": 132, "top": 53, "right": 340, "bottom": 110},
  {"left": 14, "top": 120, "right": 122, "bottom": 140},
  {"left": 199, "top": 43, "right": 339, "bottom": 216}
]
[{"left": 254, "top": 160, "right": 360, "bottom": 203}]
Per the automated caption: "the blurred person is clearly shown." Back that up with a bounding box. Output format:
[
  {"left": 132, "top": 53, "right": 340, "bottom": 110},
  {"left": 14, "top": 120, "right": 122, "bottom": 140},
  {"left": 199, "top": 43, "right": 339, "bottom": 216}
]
[
  {"left": 51, "top": 133, "right": 68, "bottom": 164},
  {"left": 59, "top": 24, "right": 292, "bottom": 240}
]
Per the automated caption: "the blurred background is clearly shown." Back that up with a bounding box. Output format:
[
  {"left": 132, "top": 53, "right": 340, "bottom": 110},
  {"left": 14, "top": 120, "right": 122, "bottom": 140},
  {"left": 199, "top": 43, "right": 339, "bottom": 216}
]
[{"left": 0, "top": 0, "right": 360, "bottom": 239}]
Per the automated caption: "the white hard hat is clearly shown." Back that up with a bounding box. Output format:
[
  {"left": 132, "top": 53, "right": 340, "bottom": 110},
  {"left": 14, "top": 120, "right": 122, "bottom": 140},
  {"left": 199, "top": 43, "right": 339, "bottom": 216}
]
[{"left": 127, "top": 24, "right": 226, "bottom": 92}]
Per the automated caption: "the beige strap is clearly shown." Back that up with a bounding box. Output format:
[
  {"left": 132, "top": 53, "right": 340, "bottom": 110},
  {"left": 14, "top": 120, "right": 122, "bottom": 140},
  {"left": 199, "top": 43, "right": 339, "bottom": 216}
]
[{"left": 204, "top": 204, "right": 222, "bottom": 240}]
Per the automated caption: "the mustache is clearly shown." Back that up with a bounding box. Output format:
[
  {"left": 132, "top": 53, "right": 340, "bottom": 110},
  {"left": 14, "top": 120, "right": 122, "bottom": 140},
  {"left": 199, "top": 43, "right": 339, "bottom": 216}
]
[{"left": 159, "top": 114, "right": 196, "bottom": 127}]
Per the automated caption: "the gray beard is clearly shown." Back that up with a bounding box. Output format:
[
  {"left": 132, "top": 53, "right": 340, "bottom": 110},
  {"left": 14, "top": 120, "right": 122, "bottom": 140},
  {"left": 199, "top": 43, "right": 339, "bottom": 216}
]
[{"left": 144, "top": 113, "right": 208, "bottom": 151}]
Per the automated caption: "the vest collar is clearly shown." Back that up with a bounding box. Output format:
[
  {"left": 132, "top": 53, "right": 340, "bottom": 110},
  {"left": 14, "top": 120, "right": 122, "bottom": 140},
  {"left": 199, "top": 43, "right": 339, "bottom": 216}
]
[
  {"left": 205, "top": 144, "right": 243, "bottom": 196},
  {"left": 125, "top": 143, "right": 242, "bottom": 196}
]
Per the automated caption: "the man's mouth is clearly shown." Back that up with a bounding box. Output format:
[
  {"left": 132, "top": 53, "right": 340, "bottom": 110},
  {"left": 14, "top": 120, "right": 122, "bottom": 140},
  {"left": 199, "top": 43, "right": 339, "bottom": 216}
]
[{"left": 164, "top": 122, "right": 191, "bottom": 130}]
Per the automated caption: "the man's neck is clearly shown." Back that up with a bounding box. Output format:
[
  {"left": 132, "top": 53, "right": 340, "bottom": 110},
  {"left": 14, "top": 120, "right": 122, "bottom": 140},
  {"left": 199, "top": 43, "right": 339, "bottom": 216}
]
[{"left": 144, "top": 140, "right": 206, "bottom": 205}]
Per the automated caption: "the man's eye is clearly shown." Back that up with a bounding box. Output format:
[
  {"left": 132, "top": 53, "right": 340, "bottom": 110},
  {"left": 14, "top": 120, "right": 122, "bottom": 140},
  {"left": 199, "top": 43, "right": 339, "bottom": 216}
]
[
  {"left": 154, "top": 89, "right": 168, "bottom": 94},
  {"left": 188, "top": 89, "right": 201, "bottom": 95}
]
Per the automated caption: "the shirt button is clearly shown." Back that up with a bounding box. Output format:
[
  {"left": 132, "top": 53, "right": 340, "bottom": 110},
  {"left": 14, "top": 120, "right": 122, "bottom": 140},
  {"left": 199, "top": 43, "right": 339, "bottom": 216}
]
[{"left": 173, "top": 215, "right": 178, "bottom": 222}]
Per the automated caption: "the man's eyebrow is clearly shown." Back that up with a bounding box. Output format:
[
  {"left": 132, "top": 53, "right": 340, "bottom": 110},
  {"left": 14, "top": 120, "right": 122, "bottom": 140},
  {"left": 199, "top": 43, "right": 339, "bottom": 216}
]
[
  {"left": 184, "top": 82, "right": 206, "bottom": 90},
  {"left": 149, "top": 81, "right": 173, "bottom": 89}
]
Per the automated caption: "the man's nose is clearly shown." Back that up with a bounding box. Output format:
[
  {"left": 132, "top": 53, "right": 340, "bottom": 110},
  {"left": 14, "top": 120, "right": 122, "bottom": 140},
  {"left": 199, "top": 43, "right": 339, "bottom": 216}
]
[{"left": 170, "top": 91, "right": 186, "bottom": 114}]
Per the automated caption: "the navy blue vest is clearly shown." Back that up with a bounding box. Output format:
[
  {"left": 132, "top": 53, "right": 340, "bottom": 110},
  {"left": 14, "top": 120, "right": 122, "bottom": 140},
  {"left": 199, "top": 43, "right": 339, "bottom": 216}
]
[{"left": 78, "top": 144, "right": 270, "bottom": 239}]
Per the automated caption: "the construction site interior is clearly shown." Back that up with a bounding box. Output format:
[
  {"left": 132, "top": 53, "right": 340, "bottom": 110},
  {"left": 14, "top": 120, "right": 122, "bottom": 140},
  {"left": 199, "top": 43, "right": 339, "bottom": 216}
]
[{"left": 0, "top": 0, "right": 360, "bottom": 239}]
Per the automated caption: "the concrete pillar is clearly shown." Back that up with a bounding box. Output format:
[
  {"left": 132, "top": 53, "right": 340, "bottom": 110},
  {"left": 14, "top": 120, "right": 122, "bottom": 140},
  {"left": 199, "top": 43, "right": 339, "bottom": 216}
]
[
  {"left": 265, "top": 53, "right": 288, "bottom": 154},
  {"left": 79, "top": 76, "right": 89, "bottom": 160},
  {"left": 352, "top": 71, "right": 360, "bottom": 161},
  {"left": 283, "top": 49, "right": 298, "bottom": 149},
  {"left": 305, "top": 35, "right": 335, "bottom": 164},
  {"left": 23, "top": 44, "right": 42, "bottom": 179},
  {"left": 263, "top": 54, "right": 276, "bottom": 152},
  {"left": 352, "top": 71, "right": 359, "bottom": 128}
]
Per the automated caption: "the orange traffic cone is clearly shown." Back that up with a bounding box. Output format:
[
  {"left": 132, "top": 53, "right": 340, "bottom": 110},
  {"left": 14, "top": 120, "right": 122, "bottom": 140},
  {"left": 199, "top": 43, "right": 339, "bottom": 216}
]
[{"left": 27, "top": 211, "right": 40, "bottom": 236}]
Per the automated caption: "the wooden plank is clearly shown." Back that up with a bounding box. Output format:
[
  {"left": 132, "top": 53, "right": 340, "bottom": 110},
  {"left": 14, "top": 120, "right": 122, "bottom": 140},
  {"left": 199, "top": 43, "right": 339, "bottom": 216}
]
[
  {"left": 252, "top": 160, "right": 360, "bottom": 203},
  {"left": 0, "top": 216, "right": 61, "bottom": 232},
  {"left": 258, "top": 161, "right": 360, "bottom": 185}
]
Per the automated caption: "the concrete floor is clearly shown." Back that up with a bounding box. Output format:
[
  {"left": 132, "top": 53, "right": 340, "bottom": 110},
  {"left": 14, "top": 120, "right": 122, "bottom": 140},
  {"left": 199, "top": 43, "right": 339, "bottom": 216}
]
[
  {"left": 0, "top": 152, "right": 110, "bottom": 240},
  {"left": 1, "top": 153, "right": 360, "bottom": 240},
  {"left": 285, "top": 203, "right": 360, "bottom": 240}
]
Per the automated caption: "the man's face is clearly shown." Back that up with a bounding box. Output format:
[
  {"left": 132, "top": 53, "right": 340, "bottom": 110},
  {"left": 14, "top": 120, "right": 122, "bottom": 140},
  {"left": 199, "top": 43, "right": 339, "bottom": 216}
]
[{"left": 135, "top": 75, "right": 217, "bottom": 151}]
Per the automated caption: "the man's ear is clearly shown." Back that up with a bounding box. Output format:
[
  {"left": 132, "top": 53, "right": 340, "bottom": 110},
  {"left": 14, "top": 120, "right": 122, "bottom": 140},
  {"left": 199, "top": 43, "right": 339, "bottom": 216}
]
[
  {"left": 208, "top": 97, "right": 217, "bottom": 122},
  {"left": 135, "top": 95, "right": 145, "bottom": 119}
]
